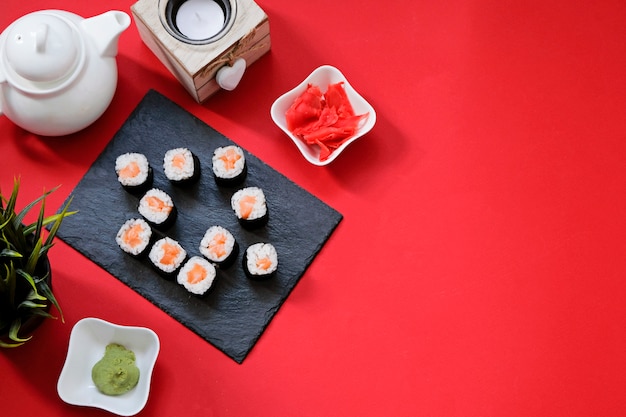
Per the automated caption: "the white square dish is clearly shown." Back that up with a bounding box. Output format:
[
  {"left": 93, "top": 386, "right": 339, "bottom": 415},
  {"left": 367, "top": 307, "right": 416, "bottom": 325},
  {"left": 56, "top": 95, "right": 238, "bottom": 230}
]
[
  {"left": 57, "top": 317, "right": 160, "bottom": 416},
  {"left": 270, "top": 65, "right": 376, "bottom": 166}
]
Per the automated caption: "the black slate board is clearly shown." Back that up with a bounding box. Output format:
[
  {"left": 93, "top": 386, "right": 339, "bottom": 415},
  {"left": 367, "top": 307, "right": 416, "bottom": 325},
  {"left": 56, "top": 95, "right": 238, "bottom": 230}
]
[{"left": 56, "top": 90, "right": 342, "bottom": 363}]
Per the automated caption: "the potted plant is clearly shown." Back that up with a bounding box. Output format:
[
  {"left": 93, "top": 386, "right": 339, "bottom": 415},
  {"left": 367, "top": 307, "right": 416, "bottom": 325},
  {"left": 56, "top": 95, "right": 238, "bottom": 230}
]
[{"left": 0, "top": 177, "right": 75, "bottom": 347}]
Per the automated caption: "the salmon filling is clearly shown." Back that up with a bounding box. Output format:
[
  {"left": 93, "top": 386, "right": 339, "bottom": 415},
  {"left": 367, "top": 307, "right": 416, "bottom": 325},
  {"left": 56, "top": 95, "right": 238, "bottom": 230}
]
[
  {"left": 119, "top": 161, "right": 140, "bottom": 179},
  {"left": 164, "top": 148, "right": 196, "bottom": 182},
  {"left": 122, "top": 223, "right": 145, "bottom": 248},
  {"left": 209, "top": 233, "right": 228, "bottom": 258},
  {"left": 244, "top": 242, "right": 278, "bottom": 277},
  {"left": 199, "top": 226, "right": 236, "bottom": 264},
  {"left": 256, "top": 257, "right": 272, "bottom": 270},
  {"left": 116, "top": 153, "right": 150, "bottom": 187},
  {"left": 219, "top": 148, "right": 242, "bottom": 171},
  {"left": 160, "top": 242, "right": 181, "bottom": 265},
  {"left": 149, "top": 237, "right": 186, "bottom": 274},
  {"left": 172, "top": 153, "right": 187, "bottom": 169},
  {"left": 176, "top": 256, "right": 216, "bottom": 295},
  {"left": 146, "top": 196, "right": 172, "bottom": 213},
  {"left": 186, "top": 263, "right": 207, "bottom": 284},
  {"left": 231, "top": 187, "right": 267, "bottom": 226},
  {"left": 238, "top": 195, "right": 256, "bottom": 219},
  {"left": 116, "top": 218, "right": 152, "bottom": 256}
]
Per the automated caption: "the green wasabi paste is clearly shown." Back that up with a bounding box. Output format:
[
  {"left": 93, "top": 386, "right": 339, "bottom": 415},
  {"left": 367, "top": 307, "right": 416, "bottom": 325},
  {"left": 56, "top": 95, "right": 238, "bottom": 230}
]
[{"left": 91, "top": 343, "right": 140, "bottom": 395}]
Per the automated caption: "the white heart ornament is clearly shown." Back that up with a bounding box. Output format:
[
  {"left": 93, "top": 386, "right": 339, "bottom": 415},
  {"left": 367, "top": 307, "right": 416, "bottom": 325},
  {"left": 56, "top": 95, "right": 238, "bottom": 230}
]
[{"left": 216, "top": 58, "right": 247, "bottom": 91}]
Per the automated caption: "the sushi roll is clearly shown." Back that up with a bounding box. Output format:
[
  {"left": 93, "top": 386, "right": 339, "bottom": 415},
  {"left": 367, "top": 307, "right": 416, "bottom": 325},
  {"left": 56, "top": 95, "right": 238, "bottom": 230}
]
[
  {"left": 115, "top": 152, "right": 152, "bottom": 193},
  {"left": 177, "top": 256, "right": 217, "bottom": 296},
  {"left": 212, "top": 145, "right": 247, "bottom": 186},
  {"left": 115, "top": 218, "right": 153, "bottom": 258},
  {"left": 231, "top": 186, "right": 268, "bottom": 229},
  {"left": 243, "top": 243, "right": 278, "bottom": 280},
  {"left": 199, "top": 225, "right": 239, "bottom": 268},
  {"left": 138, "top": 188, "right": 177, "bottom": 230},
  {"left": 149, "top": 237, "right": 187, "bottom": 278},
  {"left": 163, "top": 147, "right": 200, "bottom": 185}
]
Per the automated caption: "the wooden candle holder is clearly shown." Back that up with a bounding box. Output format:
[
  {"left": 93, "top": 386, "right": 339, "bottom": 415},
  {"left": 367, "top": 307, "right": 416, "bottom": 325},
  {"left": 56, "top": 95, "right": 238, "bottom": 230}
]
[{"left": 131, "top": 0, "right": 270, "bottom": 103}]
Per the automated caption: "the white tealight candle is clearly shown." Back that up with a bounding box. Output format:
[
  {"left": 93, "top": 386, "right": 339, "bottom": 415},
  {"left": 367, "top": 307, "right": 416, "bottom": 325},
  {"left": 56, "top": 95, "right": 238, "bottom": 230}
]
[{"left": 175, "top": 0, "right": 225, "bottom": 41}]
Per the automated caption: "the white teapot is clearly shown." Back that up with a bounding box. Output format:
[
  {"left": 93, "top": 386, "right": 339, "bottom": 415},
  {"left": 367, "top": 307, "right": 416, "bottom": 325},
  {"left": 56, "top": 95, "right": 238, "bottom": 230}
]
[{"left": 0, "top": 10, "right": 131, "bottom": 136}]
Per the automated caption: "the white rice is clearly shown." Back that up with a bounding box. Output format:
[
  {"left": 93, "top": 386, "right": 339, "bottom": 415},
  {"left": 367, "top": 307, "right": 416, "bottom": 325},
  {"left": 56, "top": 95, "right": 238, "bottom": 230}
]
[
  {"left": 199, "top": 226, "right": 236, "bottom": 263},
  {"left": 149, "top": 237, "right": 187, "bottom": 273},
  {"left": 115, "top": 153, "right": 150, "bottom": 186},
  {"left": 212, "top": 145, "right": 245, "bottom": 179},
  {"left": 245, "top": 243, "right": 278, "bottom": 276},
  {"left": 115, "top": 218, "right": 152, "bottom": 255},
  {"left": 164, "top": 147, "right": 195, "bottom": 181},
  {"left": 177, "top": 256, "right": 216, "bottom": 295},
  {"left": 138, "top": 188, "right": 174, "bottom": 224},
  {"left": 231, "top": 187, "right": 267, "bottom": 220}
]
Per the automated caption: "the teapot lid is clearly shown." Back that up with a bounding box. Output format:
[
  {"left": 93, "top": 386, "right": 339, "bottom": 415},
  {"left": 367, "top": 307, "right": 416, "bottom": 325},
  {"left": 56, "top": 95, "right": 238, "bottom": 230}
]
[{"left": 2, "top": 12, "right": 84, "bottom": 90}]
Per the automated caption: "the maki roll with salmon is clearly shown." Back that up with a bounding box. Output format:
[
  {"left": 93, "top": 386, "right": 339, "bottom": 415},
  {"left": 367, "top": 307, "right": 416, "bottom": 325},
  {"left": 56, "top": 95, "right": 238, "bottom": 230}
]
[
  {"left": 231, "top": 186, "right": 268, "bottom": 229},
  {"left": 149, "top": 237, "right": 187, "bottom": 278},
  {"left": 115, "top": 152, "right": 153, "bottom": 193},
  {"left": 199, "top": 225, "right": 239, "bottom": 268},
  {"left": 212, "top": 145, "right": 247, "bottom": 186},
  {"left": 138, "top": 188, "right": 177, "bottom": 230},
  {"left": 243, "top": 243, "right": 278, "bottom": 280},
  {"left": 115, "top": 218, "right": 153, "bottom": 258},
  {"left": 177, "top": 256, "right": 217, "bottom": 296},
  {"left": 163, "top": 147, "right": 200, "bottom": 185}
]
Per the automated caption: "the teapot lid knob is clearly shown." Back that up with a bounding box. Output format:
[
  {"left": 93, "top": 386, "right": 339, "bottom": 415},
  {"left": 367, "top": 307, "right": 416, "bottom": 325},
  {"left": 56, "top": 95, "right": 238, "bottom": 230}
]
[{"left": 4, "top": 13, "right": 81, "bottom": 84}]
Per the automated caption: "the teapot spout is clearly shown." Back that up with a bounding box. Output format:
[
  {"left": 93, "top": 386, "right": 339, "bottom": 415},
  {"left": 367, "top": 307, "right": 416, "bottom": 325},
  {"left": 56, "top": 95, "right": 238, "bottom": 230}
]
[{"left": 81, "top": 11, "right": 131, "bottom": 58}]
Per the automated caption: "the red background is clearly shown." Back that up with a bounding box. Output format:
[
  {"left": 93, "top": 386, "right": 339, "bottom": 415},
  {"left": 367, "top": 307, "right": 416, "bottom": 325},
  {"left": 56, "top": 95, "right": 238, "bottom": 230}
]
[{"left": 2, "top": 1, "right": 626, "bottom": 416}]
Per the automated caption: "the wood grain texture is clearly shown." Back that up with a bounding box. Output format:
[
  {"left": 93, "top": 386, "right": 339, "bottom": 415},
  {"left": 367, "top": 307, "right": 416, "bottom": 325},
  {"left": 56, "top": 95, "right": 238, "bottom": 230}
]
[{"left": 131, "top": 0, "right": 270, "bottom": 102}]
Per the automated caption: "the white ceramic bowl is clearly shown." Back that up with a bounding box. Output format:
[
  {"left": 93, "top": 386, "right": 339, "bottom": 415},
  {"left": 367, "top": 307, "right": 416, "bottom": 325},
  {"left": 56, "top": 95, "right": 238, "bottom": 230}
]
[
  {"left": 57, "top": 318, "right": 160, "bottom": 416},
  {"left": 270, "top": 65, "right": 376, "bottom": 166}
]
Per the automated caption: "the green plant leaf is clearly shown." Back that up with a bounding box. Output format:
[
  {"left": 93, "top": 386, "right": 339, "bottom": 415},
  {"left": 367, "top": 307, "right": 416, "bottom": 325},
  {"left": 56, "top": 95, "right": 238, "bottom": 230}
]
[
  {"left": 0, "top": 217, "right": 11, "bottom": 231},
  {"left": 25, "top": 237, "right": 43, "bottom": 276},
  {"left": 15, "top": 185, "right": 58, "bottom": 228},
  {"left": 0, "top": 179, "right": 74, "bottom": 348},
  {"left": 8, "top": 318, "right": 31, "bottom": 343},
  {"left": 44, "top": 196, "right": 76, "bottom": 248},
  {"left": 4, "top": 262, "right": 17, "bottom": 310},
  {"left": 0, "top": 339, "right": 25, "bottom": 348},
  {"left": 0, "top": 266, "right": 7, "bottom": 293},
  {"left": 18, "top": 300, "right": 48, "bottom": 309},
  {"left": 26, "top": 308, "right": 56, "bottom": 320},
  {"left": 33, "top": 192, "right": 46, "bottom": 246},
  {"left": 16, "top": 269, "right": 41, "bottom": 299},
  {"left": 38, "top": 278, "right": 64, "bottom": 323},
  {"left": 0, "top": 249, "right": 22, "bottom": 258},
  {"left": 22, "top": 211, "right": 78, "bottom": 238},
  {"left": 3, "top": 178, "right": 20, "bottom": 219},
  {"left": 25, "top": 288, "right": 47, "bottom": 301}
]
